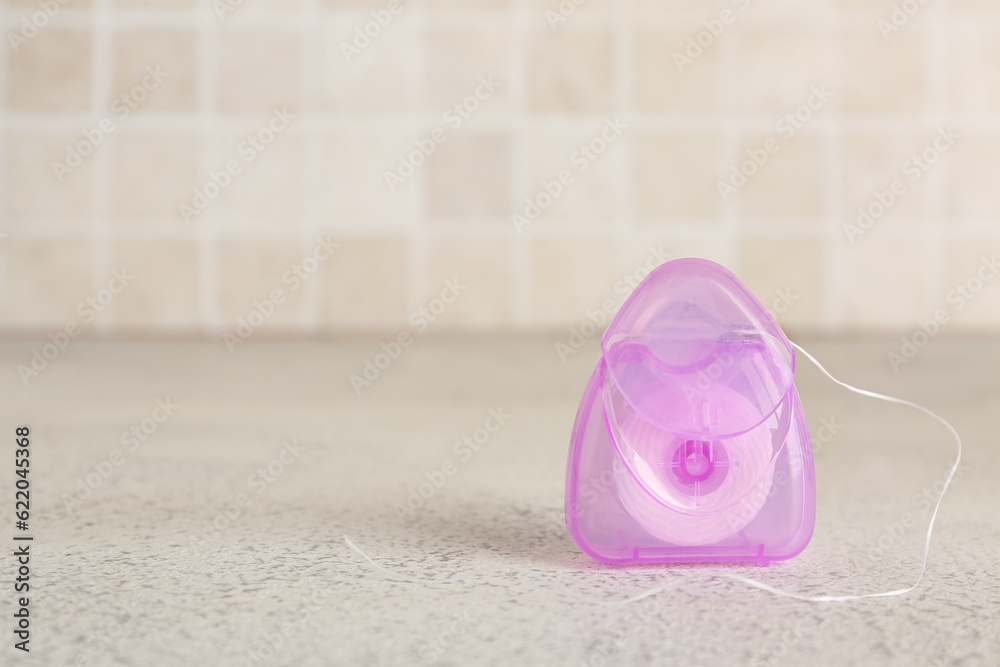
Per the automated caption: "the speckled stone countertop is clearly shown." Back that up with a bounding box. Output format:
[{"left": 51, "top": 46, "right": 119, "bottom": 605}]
[{"left": 1, "top": 336, "right": 998, "bottom": 666}]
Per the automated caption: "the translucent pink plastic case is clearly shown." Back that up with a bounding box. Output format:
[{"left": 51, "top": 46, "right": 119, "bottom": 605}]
[{"left": 565, "top": 258, "right": 815, "bottom": 565}]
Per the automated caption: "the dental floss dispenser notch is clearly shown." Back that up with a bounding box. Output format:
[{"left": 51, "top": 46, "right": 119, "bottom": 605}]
[{"left": 565, "top": 258, "right": 816, "bottom": 565}]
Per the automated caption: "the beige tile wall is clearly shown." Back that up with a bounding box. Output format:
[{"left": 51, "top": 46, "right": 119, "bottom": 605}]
[{"left": 2, "top": 0, "right": 1000, "bottom": 337}]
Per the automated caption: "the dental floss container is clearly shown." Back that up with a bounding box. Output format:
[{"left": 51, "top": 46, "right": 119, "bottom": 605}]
[{"left": 565, "top": 258, "right": 815, "bottom": 565}]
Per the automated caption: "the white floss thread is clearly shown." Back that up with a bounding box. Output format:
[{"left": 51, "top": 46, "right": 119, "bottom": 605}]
[{"left": 345, "top": 341, "right": 963, "bottom": 604}]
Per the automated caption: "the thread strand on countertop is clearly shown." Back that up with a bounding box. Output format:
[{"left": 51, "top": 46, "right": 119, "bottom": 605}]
[{"left": 344, "top": 341, "right": 962, "bottom": 604}]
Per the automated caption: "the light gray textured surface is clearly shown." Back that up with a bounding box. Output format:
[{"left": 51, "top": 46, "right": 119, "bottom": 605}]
[{"left": 1, "top": 336, "right": 998, "bottom": 666}]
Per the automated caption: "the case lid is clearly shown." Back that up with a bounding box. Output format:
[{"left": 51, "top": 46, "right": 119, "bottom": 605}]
[{"left": 600, "top": 258, "right": 796, "bottom": 441}]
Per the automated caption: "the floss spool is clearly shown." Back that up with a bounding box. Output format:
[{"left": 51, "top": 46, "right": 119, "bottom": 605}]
[
  {"left": 566, "top": 258, "right": 815, "bottom": 564},
  {"left": 610, "top": 384, "right": 776, "bottom": 546}
]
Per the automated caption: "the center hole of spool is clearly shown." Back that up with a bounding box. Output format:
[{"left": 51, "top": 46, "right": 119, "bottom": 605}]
[{"left": 675, "top": 440, "right": 715, "bottom": 483}]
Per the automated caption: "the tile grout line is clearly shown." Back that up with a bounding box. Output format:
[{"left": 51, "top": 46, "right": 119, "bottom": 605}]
[
  {"left": 822, "top": 11, "right": 843, "bottom": 334},
  {"left": 17, "top": 6, "right": 1000, "bottom": 31},
  {"left": 0, "top": 2, "right": 8, "bottom": 323},
  {"left": 7, "top": 216, "right": 939, "bottom": 239},
  {"left": 509, "top": 0, "right": 529, "bottom": 330},
  {"left": 93, "top": 0, "right": 112, "bottom": 334},
  {"left": 197, "top": 0, "right": 220, "bottom": 336},
  {"left": 410, "top": 1, "right": 428, "bottom": 329},
  {"left": 717, "top": 2, "right": 739, "bottom": 269},
  {"left": 8, "top": 112, "right": 1000, "bottom": 132},
  {"left": 614, "top": 0, "right": 633, "bottom": 276},
  {"left": 925, "top": 2, "right": 949, "bottom": 312},
  {"left": 301, "top": 0, "right": 322, "bottom": 334}
]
